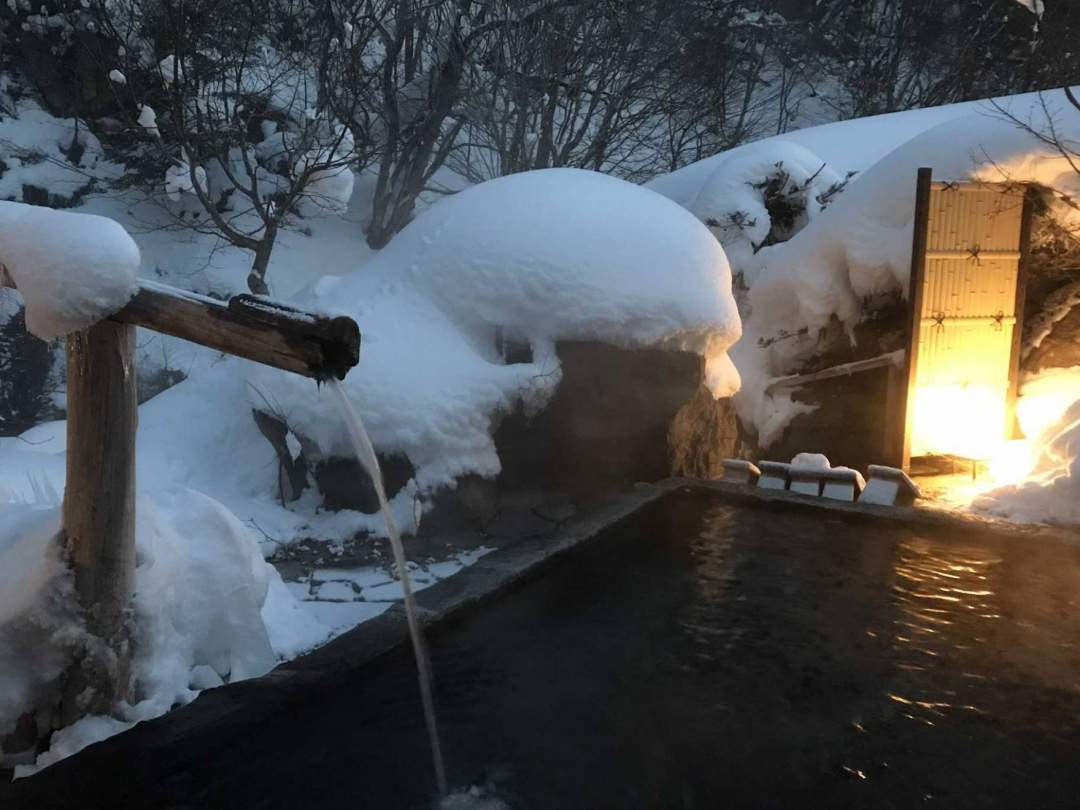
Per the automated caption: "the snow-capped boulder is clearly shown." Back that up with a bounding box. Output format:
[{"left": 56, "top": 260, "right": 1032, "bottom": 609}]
[{"left": 249, "top": 168, "right": 742, "bottom": 500}]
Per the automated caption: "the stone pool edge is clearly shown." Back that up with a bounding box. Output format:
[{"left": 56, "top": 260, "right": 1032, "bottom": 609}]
[
  {"left": 10, "top": 476, "right": 1074, "bottom": 790},
  {"left": 663, "top": 477, "right": 1080, "bottom": 547},
  {"left": 2, "top": 485, "right": 672, "bottom": 789},
  {"left": 279, "top": 484, "right": 670, "bottom": 676}
]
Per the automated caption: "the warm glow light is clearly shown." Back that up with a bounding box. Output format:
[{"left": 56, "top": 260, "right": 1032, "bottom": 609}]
[
  {"left": 913, "top": 369, "right": 1080, "bottom": 506},
  {"left": 986, "top": 439, "right": 1038, "bottom": 486},
  {"left": 911, "top": 383, "right": 1008, "bottom": 461}
]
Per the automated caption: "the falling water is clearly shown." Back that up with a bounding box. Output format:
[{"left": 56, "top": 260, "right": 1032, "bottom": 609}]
[{"left": 327, "top": 380, "right": 448, "bottom": 797}]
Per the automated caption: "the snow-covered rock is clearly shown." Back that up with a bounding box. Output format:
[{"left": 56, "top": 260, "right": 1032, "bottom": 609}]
[
  {"left": 689, "top": 140, "right": 843, "bottom": 283},
  {"left": 137, "top": 104, "right": 159, "bottom": 137},
  {"left": 249, "top": 168, "right": 741, "bottom": 493},
  {"left": 164, "top": 158, "right": 208, "bottom": 202},
  {"left": 0, "top": 202, "right": 140, "bottom": 339}
]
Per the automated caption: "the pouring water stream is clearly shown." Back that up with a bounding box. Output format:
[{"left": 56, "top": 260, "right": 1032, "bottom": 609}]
[{"left": 328, "top": 380, "right": 448, "bottom": 797}]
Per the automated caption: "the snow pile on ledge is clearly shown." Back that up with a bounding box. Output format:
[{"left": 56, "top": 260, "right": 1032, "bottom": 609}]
[
  {"left": 0, "top": 488, "right": 328, "bottom": 772},
  {"left": 0, "top": 202, "right": 140, "bottom": 339},
  {"left": 248, "top": 168, "right": 741, "bottom": 492}
]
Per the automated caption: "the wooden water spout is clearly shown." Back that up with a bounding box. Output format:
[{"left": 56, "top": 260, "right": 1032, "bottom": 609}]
[{"left": 1, "top": 275, "right": 360, "bottom": 722}]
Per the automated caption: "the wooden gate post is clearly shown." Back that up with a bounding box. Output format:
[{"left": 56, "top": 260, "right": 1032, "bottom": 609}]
[
  {"left": 893, "top": 167, "right": 934, "bottom": 471},
  {"left": 60, "top": 319, "right": 138, "bottom": 723}
]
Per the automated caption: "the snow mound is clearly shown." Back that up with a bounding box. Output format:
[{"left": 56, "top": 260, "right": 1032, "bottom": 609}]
[
  {"left": 0, "top": 89, "right": 123, "bottom": 206},
  {"left": 790, "top": 452, "right": 831, "bottom": 471},
  {"left": 974, "top": 367, "right": 1080, "bottom": 527},
  {"left": 689, "top": 141, "right": 842, "bottom": 283},
  {"left": 249, "top": 168, "right": 741, "bottom": 494},
  {"left": 646, "top": 99, "right": 983, "bottom": 208},
  {"left": 1, "top": 488, "right": 328, "bottom": 771},
  {"left": 0, "top": 202, "right": 140, "bottom": 339},
  {"left": 974, "top": 401, "right": 1080, "bottom": 526},
  {"left": 383, "top": 168, "right": 740, "bottom": 371},
  {"left": 0, "top": 505, "right": 76, "bottom": 742}
]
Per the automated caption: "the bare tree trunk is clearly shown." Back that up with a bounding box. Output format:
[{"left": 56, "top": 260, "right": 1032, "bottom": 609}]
[
  {"left": 60, "top": 319, "right": 137, "bottom": 725},
  {"left": 247, "top": 228, "right": 277, "bottom": 295}
]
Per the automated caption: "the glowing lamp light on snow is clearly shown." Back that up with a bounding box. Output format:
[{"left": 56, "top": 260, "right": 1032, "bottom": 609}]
[
  {"left": 910, "top": 382, "right": 1010, "bottom": 462},
  {"left": 910, "top": 375, "right": 1080, "bottom": 492},
  {"left": 910, "top": 382, "right": 1040, "bottom": 488}
]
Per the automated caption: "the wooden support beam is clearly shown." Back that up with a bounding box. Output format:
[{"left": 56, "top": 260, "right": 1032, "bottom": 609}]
[
  {"left": 113, "top": 281, "right": 360, "bottom": 380},
  {"left": 1005, "top": 191, "right": 1035, "bottom": 438},
  {"left": 765, "top": 351, "right": 904, "bottom": 395},
  {"left": 60, "top": 319, "right": 138, "bottom": 723},
  {"left": 0, "top": 278, "right": 361, "bottom": 380},
  {"left": 924, "top": 249, "right": 1022, "bottom": 261},
  {"left": 897, "top": 167, "right": 934, "bottom": 471}
]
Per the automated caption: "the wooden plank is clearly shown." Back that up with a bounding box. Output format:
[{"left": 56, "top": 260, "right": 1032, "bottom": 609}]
[
  {"left": 898, "top": 168, "right": 934, "bottom": 471},
  {"left": 883, "top": 363, "right": 903, "bottom": 468},
  {"left": 113, "top": 281, "right": 360, "bottom": 381},
  {"left": 765, "top": 351, "right": 904, "bottom": 394},
  {"left": 1005, "top": 191, "right": 1035, "bottom": 438},
  {"left": 60, "top": 320, "right": 138, "bottom": 723},
  {"left": 919, "top": 316, "right": 1017, "bottom": 327},
  {"left": 924, "top": 249, "right": 1021, "bottom": 261},
  {"left": 929, "top": 180, "right": 1013, "bottom": 191}
]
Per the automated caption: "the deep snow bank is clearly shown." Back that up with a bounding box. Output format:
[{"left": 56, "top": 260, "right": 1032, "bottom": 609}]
[
  {"left": 649, "top": 91, "right": 1080, "bottom": 448},
  {"left": 248, "top": 168, "right": 741, "bottom": 494},
  {"left": 973, "top": 367, "right": 1080, "bottom": 525},
  {"left": 0, "top": 488, "right": 327, "bottom": 771},
  {"left": 645, "top": 99, "right": 984, "bottom": 208},
  {"left": 974, "top": 402, "right": 1080, "bottom": 526}
]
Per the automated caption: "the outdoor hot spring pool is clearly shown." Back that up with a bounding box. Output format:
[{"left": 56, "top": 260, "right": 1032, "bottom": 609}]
[{"left": 8, "top": 490, "right": 1080, "bottom": 808}]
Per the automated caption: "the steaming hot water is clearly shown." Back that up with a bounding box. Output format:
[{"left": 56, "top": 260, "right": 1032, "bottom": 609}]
[{"left": 328, "top": 380, "right": 448, "bottom": 797}]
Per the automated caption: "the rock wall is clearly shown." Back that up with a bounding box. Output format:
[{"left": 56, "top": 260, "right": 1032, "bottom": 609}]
[
  {"left": 273, "top": 339, "right": 740, "bottom": 528},
  {"left": 493, "top": 341, "right": 738, "bottom": 500}
]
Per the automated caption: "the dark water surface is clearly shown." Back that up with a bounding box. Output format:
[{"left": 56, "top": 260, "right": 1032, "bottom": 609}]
[{"left": 7, "top": 491, "right": 1080, "bottom": 808}]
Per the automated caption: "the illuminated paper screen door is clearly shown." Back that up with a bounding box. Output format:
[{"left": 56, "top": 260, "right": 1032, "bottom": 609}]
[{"left": 899, "top": 170, "right": 1032, "bottom": 468}]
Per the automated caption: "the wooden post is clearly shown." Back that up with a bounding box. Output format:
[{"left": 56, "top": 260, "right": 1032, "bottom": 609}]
[
  {"left": 0, "top": 275, "right": 361, "bottom": 727},
  {"left": 1005, "top": 190, "right": 1035, "bottom": 439},
  {"left": 60, "top": 319, "right": 138, "bottom": 723},
  {"left": 894, "top": 167, "right": 933, "bottom": 471}
]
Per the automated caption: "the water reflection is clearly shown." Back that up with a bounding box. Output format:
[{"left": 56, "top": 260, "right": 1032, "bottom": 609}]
[
  {"left": 677, "top": 509, "right": 738, "bottom": 664},
  {"left": 887, "top": 537, "right": 1002, "bottom": 724}
]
